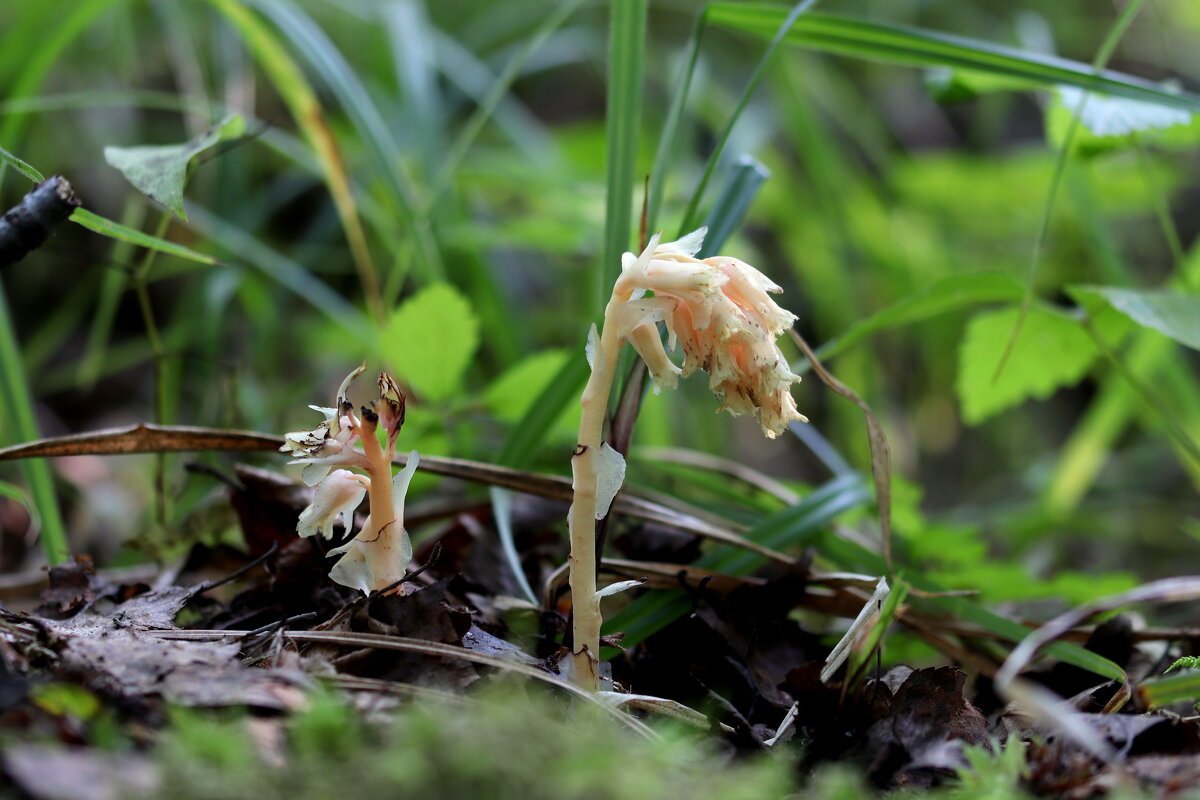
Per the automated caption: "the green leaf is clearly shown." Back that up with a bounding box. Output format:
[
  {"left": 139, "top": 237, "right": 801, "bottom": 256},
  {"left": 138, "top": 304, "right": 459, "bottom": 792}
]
[
  {"left": 1054, "top": 86, "right": 1194, "bottom": 137},
  {"left": 1070, "top": 286, "right": 1200, "bottom": 351},
  {"left": 925, "top": 66, "right": 1040, "bottom": 103},
  {"left": 1047, "top": 87, "right": 1199, "bottom": 153},
  {"left": 957, "top": 305, "right": 1098, "bottom": 424},
  {"left": 103, "top": 114, "right": 246, "bottom": 220},
  {"left": 1140, "top": 670, "right": 1200, "bottom": 709},
  {"left": 484, "top": 349, "right": 572, "bottom": 424},
  {"left": 242, "top": 0, "right": 439, "bottom": 284},
  {"left": 706, "top": 6, "right": 1200, "bottom": 112},
  {"left": 698, "top": 157, "right": 770, "bottom": 257},
  {"left": 818, "top": 272, "right": 1024, "bottom": 363},
  {"left": 605, "top": 473, "right": 870, "bottom": 647},
  {"left": 495, "top": 353, "right": 589, "bottom": 468},
  {"left": 601, "top": 0, "right": 647, "bottom": 304},
  {"left": 68, "top": 209, "right": 219, "bottom": 266},
  {"left": 0, "top": 144, "right": 44, "bottom": 182},
  {"left": 681, "top": 0, "right": 820, "bottom": 234},
  {"left": 380, "top": 284, "right": 479, "bottom": 402}
]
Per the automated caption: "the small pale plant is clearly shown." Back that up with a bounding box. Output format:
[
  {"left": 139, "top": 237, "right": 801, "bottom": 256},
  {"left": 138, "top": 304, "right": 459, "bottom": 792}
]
[
  {"left": 281, "top": 365, "right": 420, "bottom": 594},
  {"left": 567, "top": 227, "right": 806, "bottom": 690}
]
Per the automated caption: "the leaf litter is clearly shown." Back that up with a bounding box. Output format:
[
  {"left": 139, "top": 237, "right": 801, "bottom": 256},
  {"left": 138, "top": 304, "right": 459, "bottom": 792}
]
[{"left": 2, "top": 450, "right": 1200, "bottom": 798}]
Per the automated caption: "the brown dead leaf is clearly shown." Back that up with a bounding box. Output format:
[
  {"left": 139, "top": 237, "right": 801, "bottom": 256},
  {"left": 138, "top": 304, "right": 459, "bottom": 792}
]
[
  {"left": 327, "top": 579, "right": 479, "bottom": 690},
  {"left": 14, "top": 588, "right": 308, "bottom": 711},
  {"left": 34, "top": 556, "right": 107, "bottom": 620},
  {"left": 3, "top": 745, "right": 159, "bottom": 800},
  {"left": 863, "top": 666, "right": 989, "bottom": 788}
]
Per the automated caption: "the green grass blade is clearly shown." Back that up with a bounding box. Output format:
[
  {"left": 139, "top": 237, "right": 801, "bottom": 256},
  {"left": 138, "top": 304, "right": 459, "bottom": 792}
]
[
  {"left": 208, "top": 0, "right": 388, "bottom": 318},
  {"left": 0, "top": 0, "right": 119, "bottom": 193},
  {"left": 679, "top": 0, "right": 821, "bottom": 235},
  {"left": 605, "top": 473, "right": 869, "bottom": 646},
  {"left": 812, "top": 530, "right": 1126, "bottom": 681},
  {"left": 600, "top": 0, "right": 648, "bottom": 302},
  {"left": 706, "top": 5, "right": 1200, "bottom": 112},
  {"left": 697, "top": 157, "right": 769, "bottom": 257},
  {"left": 245, "top": 0, "right": 442, "bottom": 287},
  {"left": 496, "top": 354, "right": 589, "bottom": 469},
  {"left": 990, "top": 0, "right": 1144, "bottom": 384},
  {"left": 430, "top": 0, "right": 584, "bottom": 201},
  {"left": 494, "top": 0, "right": 649, "bottom": 470},
  {"left": 1139, "top": 670, "right": 1200, "bottom": 709},
  {"left": 0, "top": 286, "right": 68, "bottom": 565},
  {"left": 69, "top": 209, "right": 219, "bottom": 266},
  {"left": 0, "top": 89, "right": 209, "bottom": 118},
  {"left": 0, "top": 145, "right": 44, "bottom": 182},
  {"left": 646, "top": 12, "right": 704, "bottom": 235},
  {"left": 78, "top": 201, "right": 145, "bottom": 389},
  {"left": 809, "top": 272, "right": 1025, "bottom": 368},
  {"left": 186, "top": 205, "right": 372, "bottom": 342}
]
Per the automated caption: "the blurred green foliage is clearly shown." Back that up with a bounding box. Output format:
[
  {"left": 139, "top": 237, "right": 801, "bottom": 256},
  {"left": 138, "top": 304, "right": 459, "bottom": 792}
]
[{"left": 0, "top": 0, "right": 1197, "bottom": 712}]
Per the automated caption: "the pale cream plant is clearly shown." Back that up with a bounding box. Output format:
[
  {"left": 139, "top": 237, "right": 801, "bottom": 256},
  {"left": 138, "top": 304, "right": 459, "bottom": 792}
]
[
  {"left": 567, "top": 227, "right": 806, "bottom": 690},
  {"left": 281, "top": 365, "right": 421, "bottom": 594}
]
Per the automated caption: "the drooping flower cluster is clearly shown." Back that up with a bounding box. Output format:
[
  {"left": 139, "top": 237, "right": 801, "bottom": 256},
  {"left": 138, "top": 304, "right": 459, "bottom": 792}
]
[
  {"left": 281, "top": 366, "right": 420, "bottom": 594},
  {"left": 607, "top": 227, "right": 806, "bottom": 438},
  {"left": 566, "top": 227, "right": 805, "bottom": 691}
]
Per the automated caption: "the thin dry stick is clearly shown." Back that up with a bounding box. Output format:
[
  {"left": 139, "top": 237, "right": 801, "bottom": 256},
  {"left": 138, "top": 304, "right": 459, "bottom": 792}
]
[
  {"left": 150, "top": 629, "right": 656, "bottom": 739},
  {"left": 0, "top": 424, "right": 792, "bottom": 562},
  {"left": 790, "top": 329, "right": 893, "bottom": 570}
]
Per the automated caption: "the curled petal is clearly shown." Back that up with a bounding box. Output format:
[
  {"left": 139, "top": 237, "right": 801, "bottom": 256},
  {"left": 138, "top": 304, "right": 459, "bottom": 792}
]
[
  {"left": 656, "top": 227, "right": 707, "bottom": 258},
  {"left": 297, "top": 469, "right": 368, "bottom": 540},
  {"left": 705, "top": 257, "right": 796, "bottom": 334},
  {"left": 627, "top": 324, "right": 680, "bottom": 392},
  {"left": 621, "top": 231, "right": 662, "bottom": 275},
  {"left": 376, "top": 372, "right": 406, "bottom": 445},
  {"left": 327, "top": 537, "right": 373, "bottom": 594},
  {"left": 336, "top": 364, "right": 367, "bottom": 407}
]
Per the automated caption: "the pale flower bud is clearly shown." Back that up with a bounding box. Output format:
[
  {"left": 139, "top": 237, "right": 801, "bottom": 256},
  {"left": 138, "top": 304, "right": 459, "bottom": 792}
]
[
  {"left": 296, "top": 469, "right": 369, "bottom": 540},
  {"left": 376, "top": 372, "right": 406, "bottom": 447}
]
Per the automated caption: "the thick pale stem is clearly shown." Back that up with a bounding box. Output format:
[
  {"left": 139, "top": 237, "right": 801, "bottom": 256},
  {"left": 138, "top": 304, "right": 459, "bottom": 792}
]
[
  {"left": 360, "top": 426, "right": 405, "bottom": 594},
  {"left": 568, "top": 297, "right": 626, "bottom": 691}
]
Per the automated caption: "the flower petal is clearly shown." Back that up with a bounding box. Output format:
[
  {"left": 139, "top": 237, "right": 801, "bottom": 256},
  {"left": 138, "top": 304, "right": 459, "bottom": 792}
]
[
  {"left": 656, "top": 226, "right": 706, "bottom": 258},
  {"left": 296, "top": 469, "right": 368, "bottom": 539}
]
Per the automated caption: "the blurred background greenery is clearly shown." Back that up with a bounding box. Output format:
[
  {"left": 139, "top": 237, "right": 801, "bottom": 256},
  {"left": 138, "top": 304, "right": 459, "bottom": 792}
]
[{"left": 0, "top": 0, "right": 1197, "bottom": 632}]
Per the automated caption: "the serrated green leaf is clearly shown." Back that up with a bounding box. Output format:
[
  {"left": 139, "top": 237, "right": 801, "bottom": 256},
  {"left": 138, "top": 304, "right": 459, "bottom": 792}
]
[
  {"left": 957, "top": 305, "right": 1098, "bottom": 424},
  {"left": 484, "top": 349, "right": 571, "bottom": 424},
  {"left": 380, "top": 283, "right": 479, "bottom": 402},
  {"left": 1047, "top": 86, "right": 1199, "bottom": 153},
  {"left": 1056, "top": 85, "right": 1194, "bottom": 137},
  {"left": 1070, "top": 286, "right": 1200, "bottom": 351},
  {"left": 103, "top": 114, "right": 246, "bottom": 220}
]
